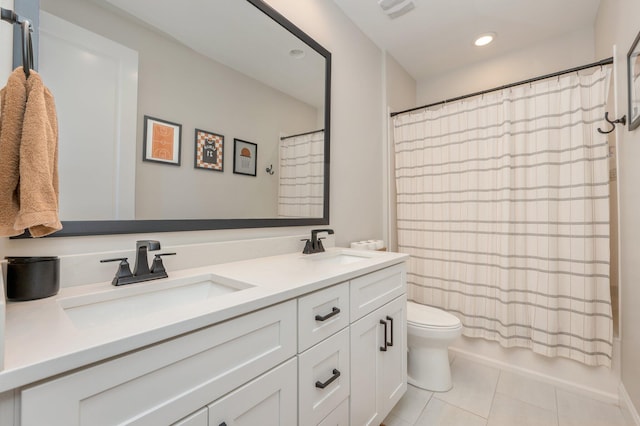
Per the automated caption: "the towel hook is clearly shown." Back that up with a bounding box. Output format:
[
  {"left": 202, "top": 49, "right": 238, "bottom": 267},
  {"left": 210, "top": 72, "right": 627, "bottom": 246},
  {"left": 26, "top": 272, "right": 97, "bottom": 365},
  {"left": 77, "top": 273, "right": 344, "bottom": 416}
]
[
  {"left": 20, "top": 19, "right": 33, "bottom": 78},
  {"left": 265, "top": 164, "right": 275, "bottom": 175},
  {"left": 597, "top": 112, "right": 626, "bottom": 134}
]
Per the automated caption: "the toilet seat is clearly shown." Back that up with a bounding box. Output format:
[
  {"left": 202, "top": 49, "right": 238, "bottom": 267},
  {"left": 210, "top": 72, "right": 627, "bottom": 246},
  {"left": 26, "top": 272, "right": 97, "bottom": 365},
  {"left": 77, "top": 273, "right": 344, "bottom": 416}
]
[{"left": 407, "top": 301, "right": 461, "bottom": 329}]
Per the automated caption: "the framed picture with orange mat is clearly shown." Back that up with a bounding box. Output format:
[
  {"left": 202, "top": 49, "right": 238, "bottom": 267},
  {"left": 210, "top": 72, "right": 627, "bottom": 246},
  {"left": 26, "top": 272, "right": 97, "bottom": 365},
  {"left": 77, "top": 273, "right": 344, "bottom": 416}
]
[
  {"left": 233, "top": 139, "right": 257, "bottom": 176},
  {"left": 143, "top": 115, "right": 182, "bottom": 166}
]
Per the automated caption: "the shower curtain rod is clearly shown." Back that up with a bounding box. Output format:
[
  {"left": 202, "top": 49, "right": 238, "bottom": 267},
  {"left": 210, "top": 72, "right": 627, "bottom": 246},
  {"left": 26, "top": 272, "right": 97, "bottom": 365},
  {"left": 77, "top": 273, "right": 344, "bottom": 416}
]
[
  {"left": 280, "top": 128, "right": 324, "bottom": 140},
  {"left": 390, "top": 57, "right": 614, "bottom": 117}
]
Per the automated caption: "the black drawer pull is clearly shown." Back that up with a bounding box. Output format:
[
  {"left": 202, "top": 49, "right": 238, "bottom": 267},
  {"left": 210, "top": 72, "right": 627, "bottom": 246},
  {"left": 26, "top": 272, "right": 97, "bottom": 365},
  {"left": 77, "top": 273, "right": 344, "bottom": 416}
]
[
  {"left": 315, "top": 306, "right": 340, "bottom": 322},
  {"left": 386, "top": 315, "right": 394, "bottom": 347},
  {"left": 315, "top": 368, "right": 341, "bottom": 389},
  {"left": 380, "top": 319, "right": 388, "bottom": 351}
]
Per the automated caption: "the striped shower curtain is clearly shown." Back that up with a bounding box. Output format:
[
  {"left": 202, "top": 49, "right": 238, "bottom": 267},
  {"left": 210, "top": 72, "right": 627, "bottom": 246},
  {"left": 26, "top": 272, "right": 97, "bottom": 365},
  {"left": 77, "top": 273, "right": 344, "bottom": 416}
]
[
  {"left": 278, "top": 130, "right": 324, "bottom": 218},
  {"left": 393, "top": 69, "right": 613, "bottom": 367}
]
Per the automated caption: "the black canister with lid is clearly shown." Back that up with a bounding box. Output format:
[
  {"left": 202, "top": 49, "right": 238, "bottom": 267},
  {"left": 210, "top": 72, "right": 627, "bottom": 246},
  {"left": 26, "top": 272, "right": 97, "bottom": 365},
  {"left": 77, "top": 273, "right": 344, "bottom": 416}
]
[{"left": 5, "top": 256, "right": 60, "bottom": 301}]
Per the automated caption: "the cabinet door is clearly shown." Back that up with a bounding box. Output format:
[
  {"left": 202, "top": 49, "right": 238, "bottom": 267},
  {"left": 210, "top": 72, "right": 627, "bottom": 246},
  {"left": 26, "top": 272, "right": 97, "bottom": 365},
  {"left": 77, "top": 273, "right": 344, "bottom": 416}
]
[
  {"left": 208, "top": 358, "right": 297, "bottom": 426},
  {"left": 377, "top": 295, "right": 407, "bottom": 417},
  {"left": 350, "top": 306, "right": 384, "bottom": 426},
  {"left": 350, "top": 295, "right": 407, "bottom": 426}
]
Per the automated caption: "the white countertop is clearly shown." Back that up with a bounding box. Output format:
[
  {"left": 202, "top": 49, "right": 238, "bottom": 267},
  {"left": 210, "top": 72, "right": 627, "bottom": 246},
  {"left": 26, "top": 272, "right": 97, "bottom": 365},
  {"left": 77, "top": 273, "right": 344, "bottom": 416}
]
[{"left": 0, "top": 248, "right": 407, "bottom": 392}]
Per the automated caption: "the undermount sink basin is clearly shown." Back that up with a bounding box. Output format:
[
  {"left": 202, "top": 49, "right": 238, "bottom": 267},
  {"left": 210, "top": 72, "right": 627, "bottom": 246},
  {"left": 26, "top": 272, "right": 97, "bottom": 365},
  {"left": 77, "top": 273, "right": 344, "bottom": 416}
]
[
  {"left": 304, "top": 251, "right": 372, "bottom": 266},
  {"left": 58, "top": 274, "right": 253, "bottom": 329}
]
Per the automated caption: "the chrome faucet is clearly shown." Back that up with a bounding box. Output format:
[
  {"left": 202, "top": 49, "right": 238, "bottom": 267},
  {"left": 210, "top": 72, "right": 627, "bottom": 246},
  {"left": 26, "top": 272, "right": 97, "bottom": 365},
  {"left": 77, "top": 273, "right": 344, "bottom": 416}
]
[
  {"left": 302, "top": 229, "right": 334, "bottom": 254},
  {"left": 100, "top": 240, "right": 176, "bottom": 286}
]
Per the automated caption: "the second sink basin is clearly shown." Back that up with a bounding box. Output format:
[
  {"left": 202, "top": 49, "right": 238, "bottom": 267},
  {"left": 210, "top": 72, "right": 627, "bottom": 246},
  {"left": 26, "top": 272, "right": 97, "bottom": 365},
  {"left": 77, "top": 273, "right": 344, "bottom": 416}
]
[
  {"left": 58, "top": 274, "right": 253, "bottom": 329},
  {"left": 304, "top": 250, "right": 373, "bottom": 266}
]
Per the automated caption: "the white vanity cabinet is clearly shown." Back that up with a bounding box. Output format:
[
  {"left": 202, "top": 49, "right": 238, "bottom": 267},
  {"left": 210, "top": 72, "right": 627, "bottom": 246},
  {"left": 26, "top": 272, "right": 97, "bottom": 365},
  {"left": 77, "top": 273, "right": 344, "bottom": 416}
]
[
  {"left": 349, "top": 265, "right": 407, "bottom": 426},
  {"left": 12, "top": 255, "right": 408, "bottom": 426}
]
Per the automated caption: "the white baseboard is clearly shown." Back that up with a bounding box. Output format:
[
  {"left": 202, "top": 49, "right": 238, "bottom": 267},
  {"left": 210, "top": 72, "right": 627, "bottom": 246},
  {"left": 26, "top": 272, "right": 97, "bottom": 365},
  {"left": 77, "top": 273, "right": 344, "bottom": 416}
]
[{"left": 620, "top": 383, "right": 640, "bottom": 426}]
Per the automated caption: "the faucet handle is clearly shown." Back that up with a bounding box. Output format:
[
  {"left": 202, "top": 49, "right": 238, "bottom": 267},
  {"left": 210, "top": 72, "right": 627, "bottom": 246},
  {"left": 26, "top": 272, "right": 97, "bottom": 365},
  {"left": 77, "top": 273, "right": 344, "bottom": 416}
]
[
  {"left": 317, "top": 237, "right": 326, "bottom": 252},
  {"left": 100, "top": 257, "right": 133, "bottom": 286},
  {"left": 301, "top": 239, "right": 313, "bottom": 254},
  {"left": 150, "top": 252, "right": 176, "bottom": 275}
]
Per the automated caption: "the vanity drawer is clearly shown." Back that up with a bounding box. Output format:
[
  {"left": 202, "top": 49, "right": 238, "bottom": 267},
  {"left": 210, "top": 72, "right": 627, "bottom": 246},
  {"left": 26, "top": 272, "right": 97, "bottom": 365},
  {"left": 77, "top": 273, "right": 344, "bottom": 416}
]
[
  {"left": 350, "top": 263, "right": 406, "bottom": 322},
  {"left": 298, "top": 282, "right": 349, "bottom": 352},
  {"left": 172, "top": 408, "right": 207, "bottom": 426},
  {"left": 20, "top": 300, "right": 297, "bottom": 426},
  {"left": 318, "top": 397, "right": 349, "bottom": 426},
  {"left": 299, "top": 327, "right": 350, "bottom": 426}
]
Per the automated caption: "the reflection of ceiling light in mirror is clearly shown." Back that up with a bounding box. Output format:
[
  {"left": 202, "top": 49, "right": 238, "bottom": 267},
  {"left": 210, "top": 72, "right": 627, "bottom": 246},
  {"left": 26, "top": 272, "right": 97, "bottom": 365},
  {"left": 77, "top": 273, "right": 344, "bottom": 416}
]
[
  {"left": 474, "top": 33, "right": 496, "bottom": 47},
  {"left": 289, "top": 48, "right": 305, "bottom": 59}
]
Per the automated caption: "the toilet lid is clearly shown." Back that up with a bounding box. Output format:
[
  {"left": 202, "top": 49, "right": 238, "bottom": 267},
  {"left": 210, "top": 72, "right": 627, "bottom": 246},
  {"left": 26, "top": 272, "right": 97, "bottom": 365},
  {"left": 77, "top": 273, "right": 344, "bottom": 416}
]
[{"left": 407, "top": 301, "right": 461, "bottom": 328}]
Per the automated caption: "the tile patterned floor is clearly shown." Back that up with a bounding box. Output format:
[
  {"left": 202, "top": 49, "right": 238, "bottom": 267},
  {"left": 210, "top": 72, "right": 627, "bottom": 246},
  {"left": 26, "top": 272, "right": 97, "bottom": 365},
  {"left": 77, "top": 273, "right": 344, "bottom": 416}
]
[{"left": 383, "top": 356, "right": 629, "bottom": 426}]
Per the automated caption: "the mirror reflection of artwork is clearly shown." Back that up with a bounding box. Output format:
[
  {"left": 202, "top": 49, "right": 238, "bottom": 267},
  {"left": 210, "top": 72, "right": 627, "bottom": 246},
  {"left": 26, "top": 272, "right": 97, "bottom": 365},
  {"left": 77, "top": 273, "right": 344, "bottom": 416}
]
[
  {"left": 233, "top": 139, "right": 258, "bottom": 176},
  {"left": 195, "top": 129, "right": 224, "bottom": 172},
  {"left": 143, "top": 116, "right": 182, "bottom": 166}
]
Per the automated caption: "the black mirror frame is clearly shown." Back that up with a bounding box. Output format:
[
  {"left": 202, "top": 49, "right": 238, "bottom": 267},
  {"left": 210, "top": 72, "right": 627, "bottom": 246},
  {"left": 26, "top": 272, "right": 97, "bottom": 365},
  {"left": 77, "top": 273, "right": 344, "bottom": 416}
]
[{"left": 15, "top": 0, "right": 330, "bottom": 238}]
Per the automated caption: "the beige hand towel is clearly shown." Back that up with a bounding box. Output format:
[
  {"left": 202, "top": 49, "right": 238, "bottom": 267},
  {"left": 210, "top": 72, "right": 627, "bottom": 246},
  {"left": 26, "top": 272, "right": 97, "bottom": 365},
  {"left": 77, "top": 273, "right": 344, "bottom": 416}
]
[
  {"left": 0, "top": 68, "right": 27, "bottom": 237},
  {"left": 0, "top": 67, "right": 61, "bottom": 237}
]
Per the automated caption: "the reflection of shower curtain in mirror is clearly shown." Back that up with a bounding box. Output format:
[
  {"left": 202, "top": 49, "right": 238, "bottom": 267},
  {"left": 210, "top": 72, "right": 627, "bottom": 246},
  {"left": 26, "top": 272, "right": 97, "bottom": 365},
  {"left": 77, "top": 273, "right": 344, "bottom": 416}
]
[
  {"left": 278, "top": 130, "right": 324, "bottom": 218},
  {"left": 393, "top": 68, "right": 613, "bottom": 367}
]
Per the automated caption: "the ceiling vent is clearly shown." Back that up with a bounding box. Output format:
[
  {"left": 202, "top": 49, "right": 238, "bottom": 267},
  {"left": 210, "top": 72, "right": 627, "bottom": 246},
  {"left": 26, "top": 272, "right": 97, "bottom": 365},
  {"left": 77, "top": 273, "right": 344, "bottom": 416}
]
[{"left": 377, "top": 0, "right": 415, "bottom": 19}]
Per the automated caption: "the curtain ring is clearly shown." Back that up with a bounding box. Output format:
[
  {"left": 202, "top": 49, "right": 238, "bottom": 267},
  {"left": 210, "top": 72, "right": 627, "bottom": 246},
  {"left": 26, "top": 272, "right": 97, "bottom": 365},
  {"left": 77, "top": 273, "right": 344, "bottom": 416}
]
[{"left": 21, "top": 20, "right": 32, "bottom": 78}]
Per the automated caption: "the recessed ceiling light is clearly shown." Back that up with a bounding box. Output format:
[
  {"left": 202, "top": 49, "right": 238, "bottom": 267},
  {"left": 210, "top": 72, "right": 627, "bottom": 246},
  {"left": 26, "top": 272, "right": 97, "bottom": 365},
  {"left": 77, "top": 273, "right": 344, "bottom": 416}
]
[
  {"left": 289, "top": 48, "right": 305, "bottom": 59},
  {"left": 474, "top": 32, "right": 496, "bottom": 47}
]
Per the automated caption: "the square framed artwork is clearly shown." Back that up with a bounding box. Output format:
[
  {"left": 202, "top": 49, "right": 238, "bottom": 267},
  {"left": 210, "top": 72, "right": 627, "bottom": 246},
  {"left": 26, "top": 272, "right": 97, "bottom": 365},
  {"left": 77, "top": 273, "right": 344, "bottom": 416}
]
[
  {"left": 142, "top": 116, "right": 182, "bottom": 165},
  {"left": 628, "top": 30, "right": 640, "bottom": 130},
  {"left": 194, "top": 129, "right": 224, "bottom": 172},
  {"left": 233, "top": 139, "right": 257, "bottom": 176}
]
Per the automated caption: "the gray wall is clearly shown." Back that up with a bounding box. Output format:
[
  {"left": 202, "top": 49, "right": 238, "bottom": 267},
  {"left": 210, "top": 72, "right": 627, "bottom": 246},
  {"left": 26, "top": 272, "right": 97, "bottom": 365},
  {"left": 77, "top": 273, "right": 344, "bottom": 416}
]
[
  {"left": 596, "top": 0, "right": 640, "bottom": 418},
  {"left": 385, "top": 52, "right": 416, "bottom": 251}
]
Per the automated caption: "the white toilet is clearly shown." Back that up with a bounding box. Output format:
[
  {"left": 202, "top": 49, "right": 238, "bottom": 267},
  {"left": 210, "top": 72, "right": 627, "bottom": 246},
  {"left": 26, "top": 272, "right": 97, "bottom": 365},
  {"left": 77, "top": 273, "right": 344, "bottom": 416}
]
[{"left": 406, "top": 301, "right": 462, "bottom": 392}]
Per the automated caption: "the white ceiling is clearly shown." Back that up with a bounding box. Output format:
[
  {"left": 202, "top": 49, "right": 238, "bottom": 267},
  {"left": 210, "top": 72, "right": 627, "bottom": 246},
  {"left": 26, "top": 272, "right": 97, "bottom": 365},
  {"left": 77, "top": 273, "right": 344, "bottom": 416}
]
[{"left": 333, "top": 0, "right": 601, "bottom": 82}]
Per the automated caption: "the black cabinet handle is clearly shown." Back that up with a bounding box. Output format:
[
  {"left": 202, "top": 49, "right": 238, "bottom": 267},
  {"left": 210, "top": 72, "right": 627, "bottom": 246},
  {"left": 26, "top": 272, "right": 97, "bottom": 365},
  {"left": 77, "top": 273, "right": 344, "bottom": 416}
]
[
  {"left": 386, "top": 315, "right": 394, "bottom": 347},
  {"left": 315, "top": 368, "right": 341, "bottom": 389},
  {"left": 315, "top": 307, "right": 340, "bottom": 322},
  {"left": 380, "top": 319, "right": 388, "bottom": 351}
]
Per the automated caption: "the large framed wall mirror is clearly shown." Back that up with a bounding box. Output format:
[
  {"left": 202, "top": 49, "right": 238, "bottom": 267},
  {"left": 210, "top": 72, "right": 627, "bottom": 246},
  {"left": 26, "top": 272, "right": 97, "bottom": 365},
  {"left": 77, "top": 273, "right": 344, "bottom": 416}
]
[{"left": 20, "top": 0, "right": 330, "bottom": 237}]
